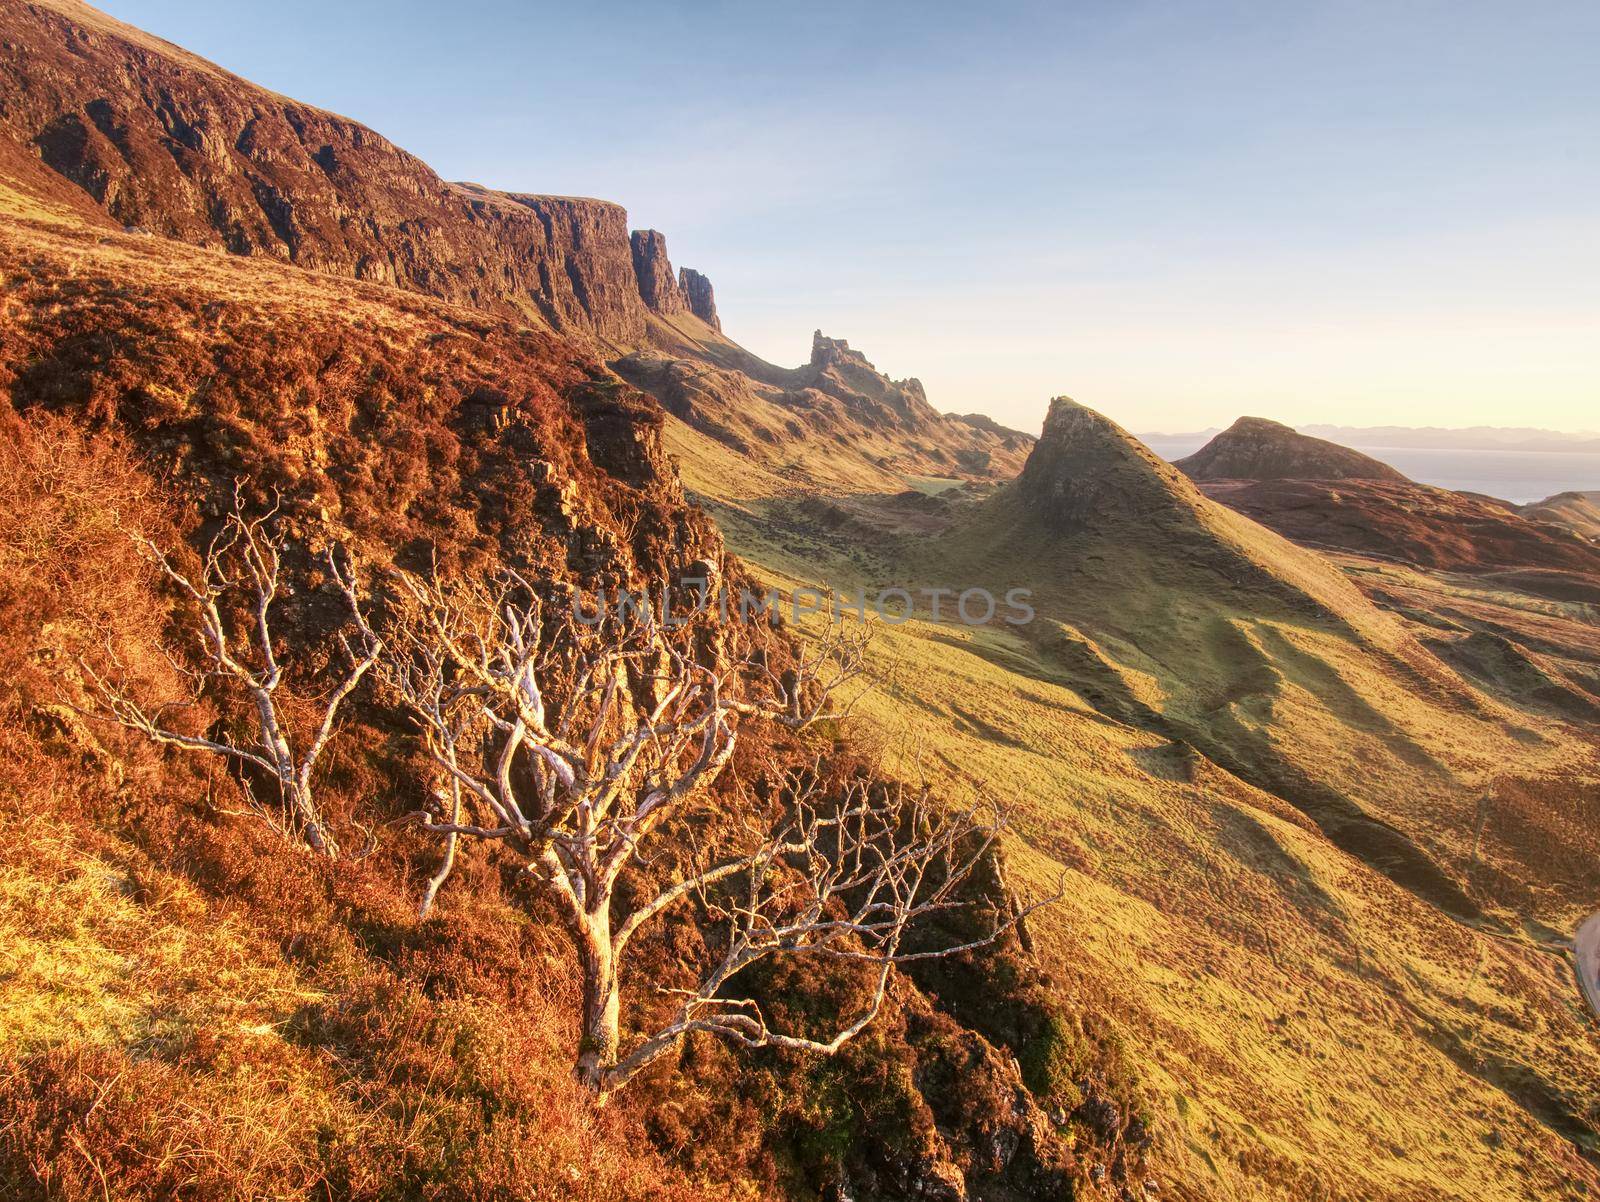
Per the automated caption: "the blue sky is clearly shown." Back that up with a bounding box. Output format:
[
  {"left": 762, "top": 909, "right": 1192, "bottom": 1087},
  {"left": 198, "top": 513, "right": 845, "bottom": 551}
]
[{"left": 101, "top": 0, "right": 1599, "bottom": 434}]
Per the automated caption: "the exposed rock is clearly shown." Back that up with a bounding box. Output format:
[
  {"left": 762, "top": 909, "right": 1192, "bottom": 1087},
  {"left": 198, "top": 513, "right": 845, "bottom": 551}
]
[
  {"left": 1176, "top": 416, "right": 1408, "bottom": 482},
  {"left": 612, "top": 337, "right": 1033, "bottom": 487},
  {"left": 678, "top": 267, "right": 720, "bottom": 330},
  {"left": 0, "top": 1, "right": 652, "bottom": 343},
  {"left": 805, "top": 331, "right": 943, "bottom": 431},
  {"left": 1016, "top": 397, "right": 1211, "bottom": 525},
  {"left": 630, "top": 229, "right": 687, "bottom": 315}
]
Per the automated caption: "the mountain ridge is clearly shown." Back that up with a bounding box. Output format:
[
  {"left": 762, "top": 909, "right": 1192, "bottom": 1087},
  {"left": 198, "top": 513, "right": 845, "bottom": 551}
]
[
  {"left": 0, "top": 0, "right": 716, "bottom": 345},
  {"left": 3, "top": 4, "right": 1599, "bottom": 1201},
  {"left": 0, "top": 0, "right": 1022, "bottom": 489}
]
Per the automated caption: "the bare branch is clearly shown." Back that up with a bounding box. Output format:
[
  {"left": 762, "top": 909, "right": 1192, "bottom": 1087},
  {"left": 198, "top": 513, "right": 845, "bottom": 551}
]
[
  {"left": 77, "top": 488, "right": 377, "bottom": 858},
  {"left": 381, "top": 567, "right": 1045, "bottom": 1097}
]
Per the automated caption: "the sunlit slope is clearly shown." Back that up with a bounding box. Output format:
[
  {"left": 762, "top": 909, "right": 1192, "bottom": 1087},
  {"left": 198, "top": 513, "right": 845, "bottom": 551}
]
[
  {"left": 629, "top": 317, "right": 1033, "bottom": 496},
  {"left": 735, "top": 559, "right": 1600, "bottom": 1200},
  {"left": 698, "top": 397, "right": 1600, "bottom": 1198},
  {"left": 734, "top": 566, "right": 1599, "bottom": 1201},
  {"left": 909, "top": 400, "right": 1594, "bottom": 931}
]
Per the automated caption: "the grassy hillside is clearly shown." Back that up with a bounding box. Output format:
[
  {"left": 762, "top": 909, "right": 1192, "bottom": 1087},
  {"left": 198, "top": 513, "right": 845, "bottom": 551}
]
[{"left": 671, "top": 398, "right": 1600, "bottom": 1201}]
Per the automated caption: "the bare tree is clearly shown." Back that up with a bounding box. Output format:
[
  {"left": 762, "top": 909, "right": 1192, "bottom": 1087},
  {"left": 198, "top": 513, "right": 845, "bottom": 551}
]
[
  {"left": 754, "top": 616, "right": 871, "bottom": 730},
  {"left": 602, "top": 773, "right": 1050, "bottom": 1092},
  {"left": 385, "top": 570, "right": 1050, "bottom": 1096},
  {"left": 79, "top": 491, "right": 380, "bottom": 857}
]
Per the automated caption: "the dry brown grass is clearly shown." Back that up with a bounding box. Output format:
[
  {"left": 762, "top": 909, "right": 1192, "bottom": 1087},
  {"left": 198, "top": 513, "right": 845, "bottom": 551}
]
[
  {"left": 0, "top": 215, "right": 1126, "bottom": 1200},
  {"left": 0, "top": 411, "right": 726, "bottom": 1201}
]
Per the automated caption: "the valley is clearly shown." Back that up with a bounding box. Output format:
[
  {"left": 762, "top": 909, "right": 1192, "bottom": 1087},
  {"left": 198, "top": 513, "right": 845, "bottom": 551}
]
[{"left": 0, "top": 2, "right": 1597, "bottom": 1200}]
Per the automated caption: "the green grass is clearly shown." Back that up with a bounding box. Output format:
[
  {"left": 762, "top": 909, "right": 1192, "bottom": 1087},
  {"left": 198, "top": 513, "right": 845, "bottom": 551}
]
[{"left": 710, "top": 482, "right": 1600, "bottom": 1202}]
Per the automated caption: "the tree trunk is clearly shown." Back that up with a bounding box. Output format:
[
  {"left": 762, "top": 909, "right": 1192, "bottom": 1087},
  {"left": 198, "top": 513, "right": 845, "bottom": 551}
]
[
  {"left": 574, "top": 907, "right": 621, "bottom": 1098},
  {"left": 286, "top": 777, "right": 336, "bottom": 857}
]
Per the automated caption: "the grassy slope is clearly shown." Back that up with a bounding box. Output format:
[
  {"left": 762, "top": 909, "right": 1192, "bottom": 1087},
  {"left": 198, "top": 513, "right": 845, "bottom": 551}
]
[
  {"left": 667, "top": 408, "right": 1600, "bottom": 1201},
  {"left": 0, "top": 188, "right": 737, "bottom": 1198}
]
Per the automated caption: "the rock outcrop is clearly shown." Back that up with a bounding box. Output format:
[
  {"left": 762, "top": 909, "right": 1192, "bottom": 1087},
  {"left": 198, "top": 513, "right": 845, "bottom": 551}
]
[
  {"left": 1017, "top": 397, "right": 1213, "bottom": 525},
  {"left": 630, "top": 229, "right": 688, "bottom": 315},
  {"left": 612, "top": 331, "right": 1033, "bottom": 489},
  {"left": 804, "top": 331, "right": 943, "bottom": 431},
  {"left": 679, "top": 267, "right": 720, "bottom": 330},
  {"left": 1176, "top": 417, "right": 1407, "bottom": 482},
  {"left": 0, "top": 1, "right": 734, "bottom": 349},
  {"left": 0, "top": 0, "right": 657, "bottom": 342}
]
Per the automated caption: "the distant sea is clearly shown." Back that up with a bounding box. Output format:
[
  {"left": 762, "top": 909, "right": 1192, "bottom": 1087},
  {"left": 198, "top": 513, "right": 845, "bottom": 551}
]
[{"left": 1140, "top": 436, "right": 1600, "bottom": 505}]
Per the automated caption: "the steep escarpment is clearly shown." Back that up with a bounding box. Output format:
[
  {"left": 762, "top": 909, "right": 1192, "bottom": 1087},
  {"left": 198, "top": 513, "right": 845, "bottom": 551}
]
[
  {"left": 678, "top": 266, "right": 720, "bottom": 330},
  {"left": 630, "top": 229, "right": 688, "bottom": 315},
  {"left": 0, "top": 0, "right": 721, "bottom": 345},
  {"left": 1177, "top": 416, "right": 1408, "bottom": 482},
  {"left": 0, "top": 0, "right": 1023, "bottom": 497},
  {"left": 0, "top": 0, "right": 1023, "bottom": 495}
]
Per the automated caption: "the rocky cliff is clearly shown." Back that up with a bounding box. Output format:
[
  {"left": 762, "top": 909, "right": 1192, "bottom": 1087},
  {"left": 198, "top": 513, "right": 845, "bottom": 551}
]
[
  {"left": 0, "top": 0, "right": 721, "bottom": 346},
  {"left": 678, "top": 267, "right": 720, "bottom": 330},
  {"left": 0, "top": 0, "right": 1025, "bottom": 495},
  {"left": 630, "top": 229, "right": 688, "bottom": 316},
  {"left": 803, "top": 331, "right": 944, "bottom": 431},
  {"left": 615, "top": 330, "right": 1034, "bottom": 492}
]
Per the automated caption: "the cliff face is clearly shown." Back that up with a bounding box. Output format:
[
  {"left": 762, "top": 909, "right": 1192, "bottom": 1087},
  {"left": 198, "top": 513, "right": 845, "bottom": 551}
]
[
  {"left": 0, "top": 0, "right": 1021, "bottom": 500},
  {"left": 678, "top": 267, "right": 720, "bottom": 330},
  {"left": 0, "top": 0, "right": 722, "bottom": 346},
  {"left": 630, "top": 229, "right": 688, "bottom": 315}
]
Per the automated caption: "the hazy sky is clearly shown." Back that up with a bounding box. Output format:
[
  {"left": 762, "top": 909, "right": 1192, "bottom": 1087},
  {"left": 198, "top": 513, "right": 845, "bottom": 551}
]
[{"left": 101, "top": 0, "right": 1599, "bottom": 435}]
